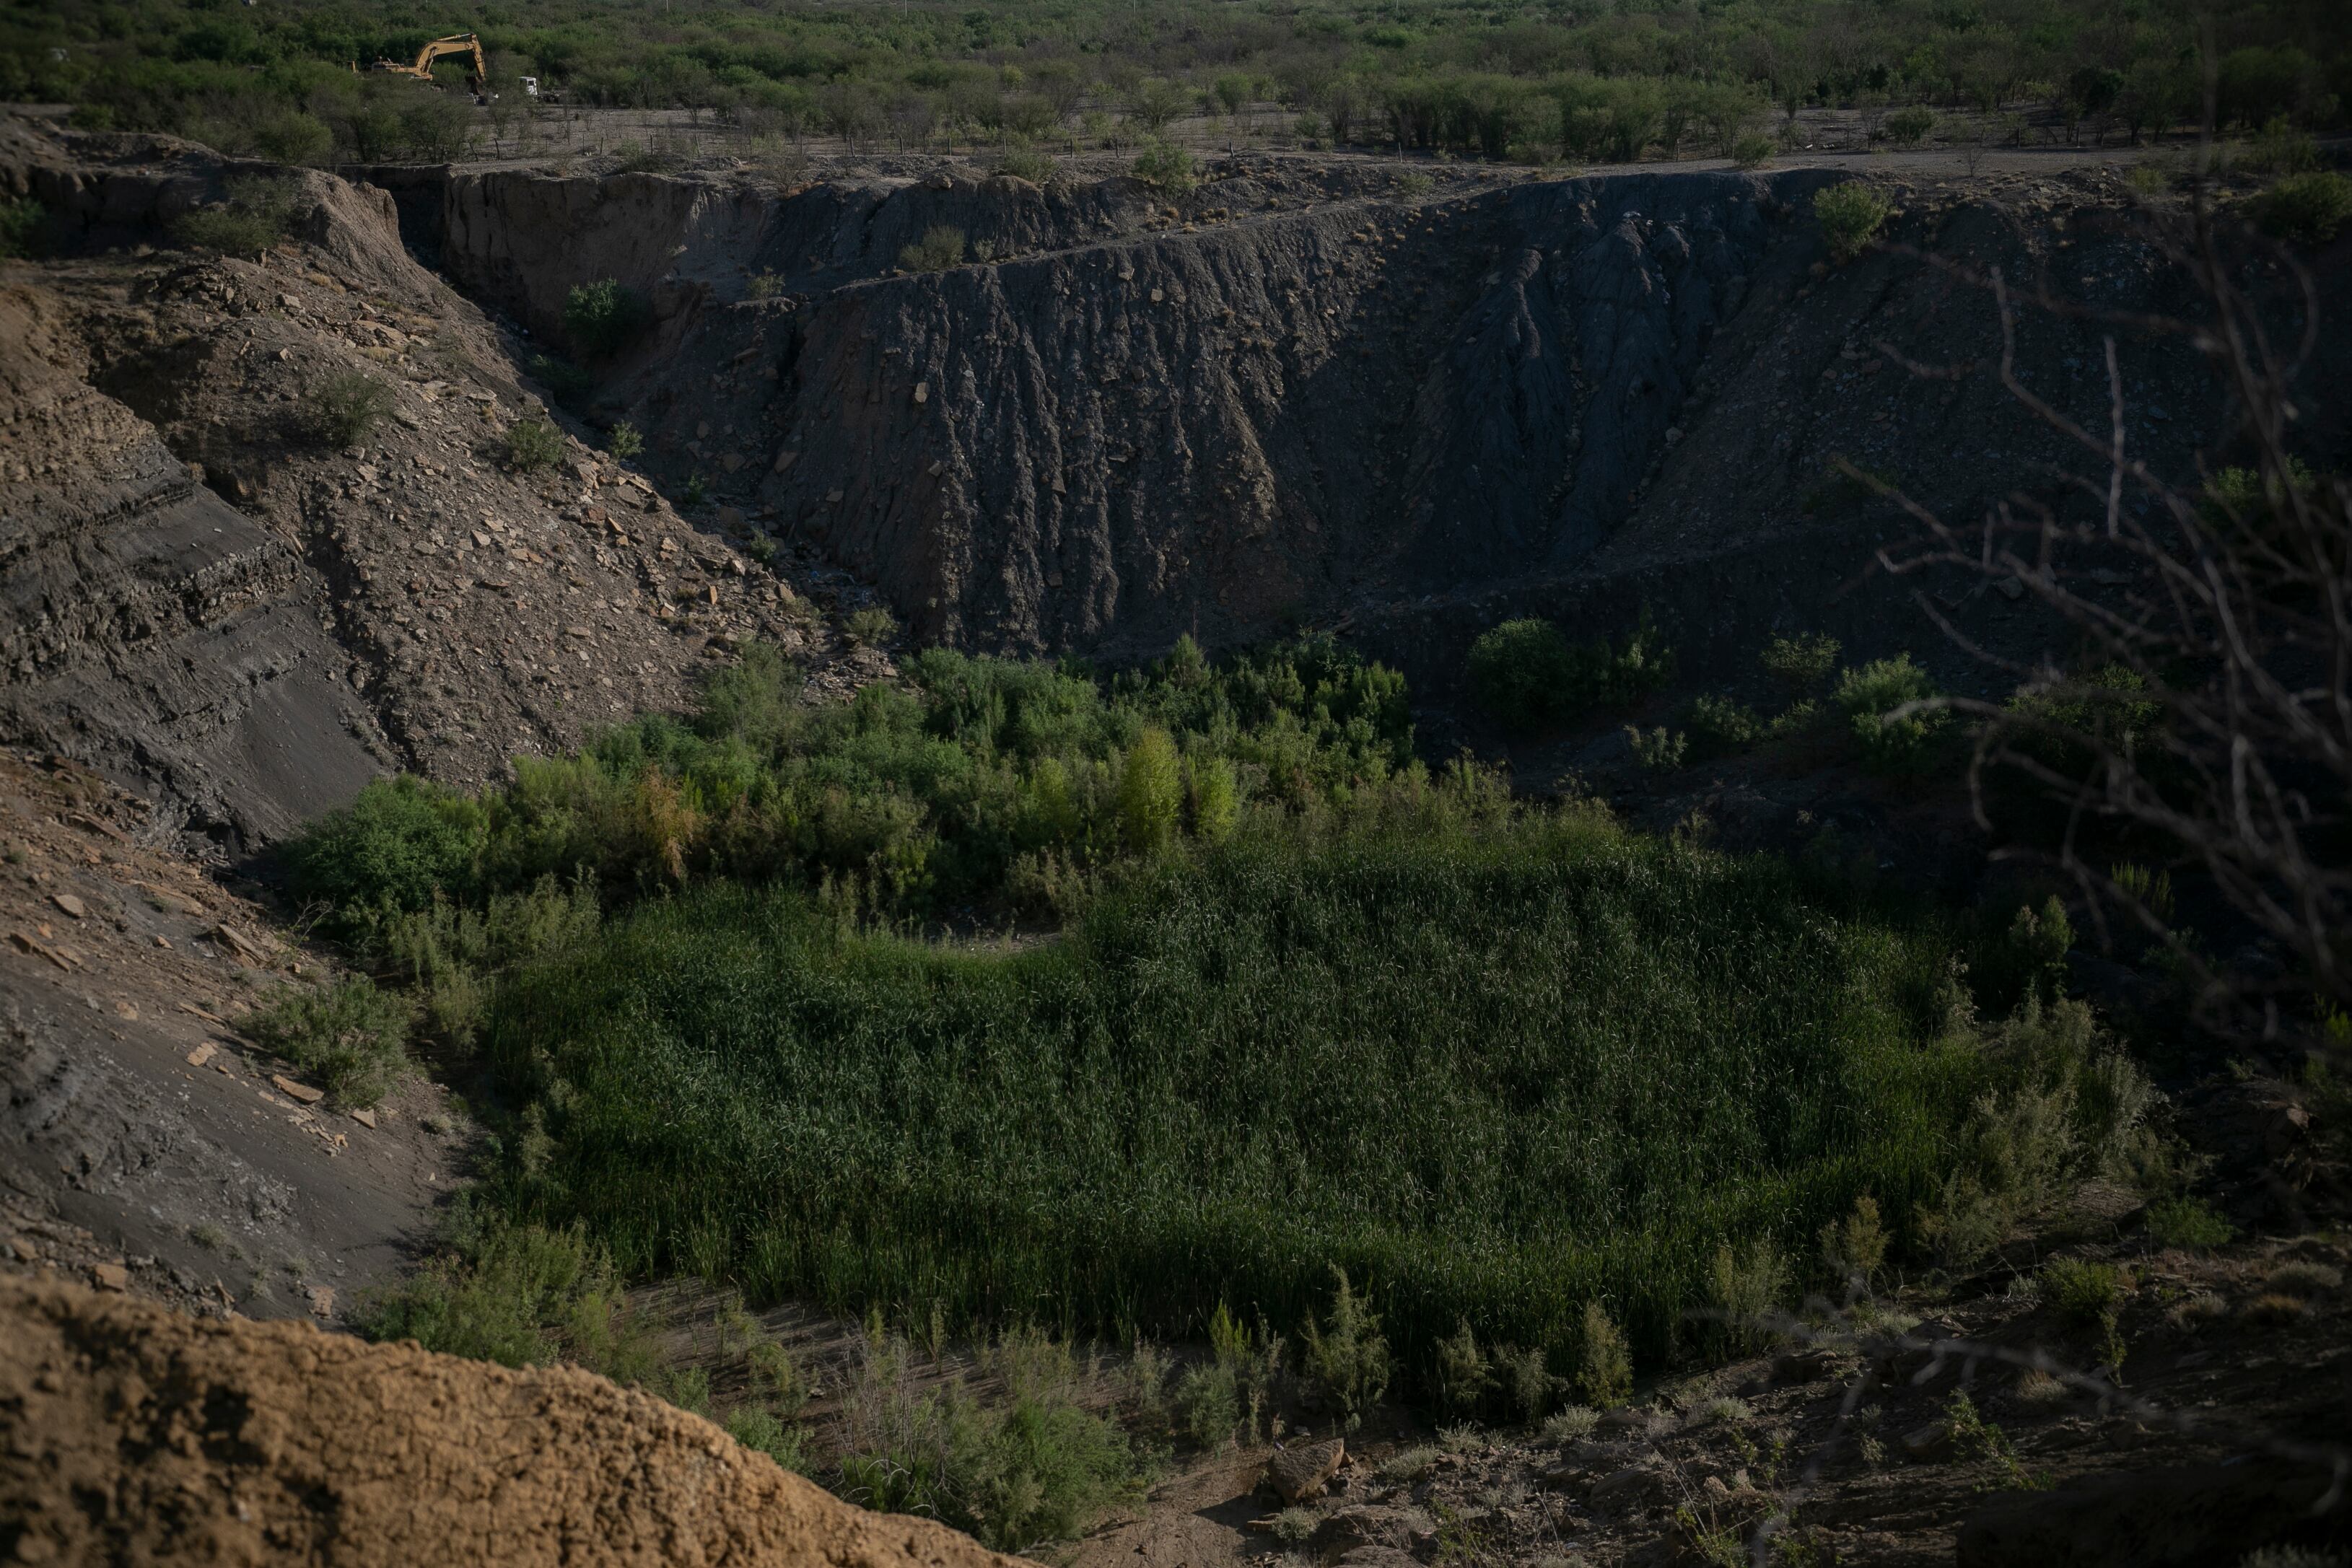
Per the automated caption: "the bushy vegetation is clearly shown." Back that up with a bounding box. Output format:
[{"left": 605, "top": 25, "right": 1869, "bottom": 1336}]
[
  {"left": 14, "top": 0, "right": 2346, "bottom": 172},
  {"left": 362, "top": 1209, "right": 657, "bottom": 1376},
  {"left": 246, "top": 974, "right": 413, "bottom": 1107},
  {"left": 1129, "top": 140, "right": 1197, "bottom": 193},
  {"left": 834, "top": 1327, "right": 1142, "bottom": 1551},
  {"left": 1813, "top": 182, "right": 1895, "bottom": 264},
  {"left": 562, "top": 279, "right": 649, "bottom": 359},
  {"left": 173, "top": 173, "right": 303, "bottom": 258},
  {"left": 286, "top": 636, "right": 1420, "bottom": 932},
  {"left": 1836, "top": 654, "right": 1948, "bottom": 774},
  {"left": 290, "top": 631, "right": 2173, "bottom": 1479},
  {"left": 505, "top": 415, "right": 566, "bottom": 471},
  {"left": 314, "top": 371, "right": 393, "bottom": 446},
  {"left": 899, "top": 225, "right": 967, "bottom": 272},
  {"left": 1467, "top": 615, "right": 1674, "bottom": 733},
  {"left": 2253, "top": 170, "right": 2352, "bottom": 243}
]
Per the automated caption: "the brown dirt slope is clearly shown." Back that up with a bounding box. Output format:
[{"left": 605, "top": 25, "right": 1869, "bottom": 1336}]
[{"left": 0, "top": 1271, "right": 1016, "bottom": 1568}]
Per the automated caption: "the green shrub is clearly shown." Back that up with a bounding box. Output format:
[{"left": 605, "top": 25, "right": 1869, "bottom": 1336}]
[
  {"left": 2040, "top": 1256, "right": 2124, "bottom": 1330},
  {"left": 247, "top": 975, "right": 414, "bottom": 1107},
  {"left": 725, "top": 1407, "right": 813, "bottom": 1472},
  {"left": 1131, "top": 140, "right": 1197, "bottom": 193},
  {"left": 997, "top": 145, "right": 1058, "bottom": 185},
  {"left": 746, "top": 269, "right": 785, "bottom": 300},
  {"left": 835, "top": 1331, "right": 1140, "bottom": 1551},
  {"left": 563, "top": 278, "right": 650, "bottom": 357},
  {"left": 1303, "top": 1266, "right": 1391, "bottom": 1420},
  {"left": 845, "top": 606, "right": 898, "bottom": 646},
  {"left": 361, "top": 1217, "right": 657, "bottom": 1380},
  {"left": 2145, "top": 1196, "right": 2233, "bottom": 1253},
  {"left": 281, "top": 634, "right": 1420, "bottom": 930},
  {"left": 606, "top": 420, "right": 644, "bottom": 460},
  {"left": 1683, "top": 695, "right": 1762, "bottom": 758},
  {"left": 1469, "top": 616, "right": 1674, "bottom": 734},
  {"left": 1835, "top": 654, "right": 1948, "bottom": 773},
  {"left": 1817, "top": 1195, "right": 1889, "bottom": 1292},
  {"left": 1173, "top": 1302, "right": 1281, "bottom": 1448},
  {"left": 175, "top": 174, "right": 304, "bottom": 257},
  {"left": 899, "top": 224, "right": 968, "bottom": 271},
  {"left": 0, "top": 197, "right": 49, "bottom": 258},
  {"left": 506, "top": 416, "right": 566, "bottom": 472},
  {"left": 315, "top": 371, "right": 393, "bottom": 446},
  {"left": 282, "top": 775, "right": 484, "bottom": 924},
  {"left": 1469, "top": 618, "right": 1575, "bottom": 731},
  {"left": 1625, "top": 724, "right": 1687, "bottom": 771},
  {"left": 1884, "top": 106, "right": 1937, "bottom": 145},
  {"left": 1433, "top": 1318, "right": 1496, "bottom": 1416},
  {"left": 1118, "top": 727, "right": 1184, "bottom": 853},
  {"left": 254, "top": 110, "right": 334, "bottom": 166},
  {"left": 1731, "top": 133, "right": 1776, "bottom": 169},
  {"left": 1761, "top": 634, "right": 1840, "bottom": 698},
  {"left": 1702, "top": 1238, "right": 1789, "bottom": 1357},
  {"left": 2253, "top": 171, "right": 2352, "bottom": 242},
  {"left": 1542, "top": 1406, "right": 1599, "bottom": 1444},
  {"left": 1271, "top": 1509, "right": 1318, "bottom": 1546},
  {"left": 1379, "top": 1444, "right": 1441, "bottom": 1482},
  {"left": 1920, "top": 999, "right": 2161, "bottom": 1268},
  {"left": 1813, "top": 182, "right": 1894, "bottom": 263},
  {"left": 1576, "top": 1302, "right": 1632, "bottom": 1409}
]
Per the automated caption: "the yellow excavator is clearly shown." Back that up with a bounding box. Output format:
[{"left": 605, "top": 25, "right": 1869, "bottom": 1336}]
[{"left": 357, "top": 34, "right": 491, "bottom": 102}]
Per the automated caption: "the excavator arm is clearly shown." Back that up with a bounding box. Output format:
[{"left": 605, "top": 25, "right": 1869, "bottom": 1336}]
[
  {"left": 411, "top": 34, "right": 489, "bottom": 86},
  {"left": 361, "top": 33, "right": 489, "bottom": 97}
]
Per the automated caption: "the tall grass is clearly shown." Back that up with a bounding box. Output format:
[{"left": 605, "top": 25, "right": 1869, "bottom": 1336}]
[{"left": 481, "top": 811, "right": 1989, "bottom": 1373}]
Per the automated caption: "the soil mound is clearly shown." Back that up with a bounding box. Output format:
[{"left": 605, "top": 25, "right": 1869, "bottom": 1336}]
[{"left": 0, "top": 1272, "right": 1014, "bottom": 1568}]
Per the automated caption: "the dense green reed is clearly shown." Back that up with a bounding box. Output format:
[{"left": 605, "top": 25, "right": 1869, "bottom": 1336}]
[{"left": 481, "top": 812, "right": 1985, "bottom": 1373}]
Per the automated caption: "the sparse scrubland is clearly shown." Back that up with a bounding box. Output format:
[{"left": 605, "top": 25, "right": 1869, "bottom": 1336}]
[{"left": 9, "top": 0, "right": 2347, "bottom": 172}]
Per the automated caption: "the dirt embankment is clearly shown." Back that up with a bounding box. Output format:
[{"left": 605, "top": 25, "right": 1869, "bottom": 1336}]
[{"left": 0, "top": 1271, "right": 1016, "bottom": 1568}]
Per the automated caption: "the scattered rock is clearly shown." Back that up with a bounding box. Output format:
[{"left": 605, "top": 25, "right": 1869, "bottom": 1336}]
[
  {"left": 49, "top": 893, "right": 86, "bottom": 919},
  {"left": 185, "top": 1042, "right": 216, "bottom": 1068},
  {"left": 1900, "top": 1421, "right": 1954, "bottom": 1462},
  {"left": 309, "top": 1285, "right": 336, "bottom": 1318},
  {"left": 271, "top": 1075, "right": 326, "bottom": 1105},
  {"left": 1267, "top": 1438, "right": 1347, "bottom": 1502},
  {"left": 89, "top": 1263, "right": 128, "bottom": 1291},
  {"left": 212, "top": 923, "right": 268, "bottom": 962},
  {"left": 350, "top": 1108, "right": 377, "bottom": 1129}
]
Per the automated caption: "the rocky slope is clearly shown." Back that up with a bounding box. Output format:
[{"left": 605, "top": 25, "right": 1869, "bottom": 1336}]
[
  {"left": 0, "top": 116, "right": 874, "bottom": 849},
  {"left": 406, "top": 155, "right": 2348, "bottom": 680},
  {"left": 0, "top": 1271, "right": 1018, "bottom": 1568}
]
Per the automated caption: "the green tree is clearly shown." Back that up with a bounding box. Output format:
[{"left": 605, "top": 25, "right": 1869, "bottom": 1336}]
[{"left": 1118, "top": 727, "right": 1183, "bottom": 853}]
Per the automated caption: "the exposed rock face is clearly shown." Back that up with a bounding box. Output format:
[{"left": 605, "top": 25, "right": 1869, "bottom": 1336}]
[
  {"left": 672, "top": 170, "right": 1817, "bottom": 656},
  {"left": 417, "top": 157, "right": 2320, "bottom": 675},
  {"left": 0, "top": 1273, "right": 1020, "bottom": 1568},
  {"left": 0, "top": 283, "right": 381, "bottom": 845}
]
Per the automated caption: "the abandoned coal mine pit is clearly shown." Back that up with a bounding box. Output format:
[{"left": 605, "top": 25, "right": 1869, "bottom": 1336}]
[{"left": 3, "top": 8, "right": 2352, "bottom": 1564}]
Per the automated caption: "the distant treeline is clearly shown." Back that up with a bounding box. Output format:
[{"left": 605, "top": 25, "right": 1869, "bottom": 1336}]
[{"left": 7, "top": 0, "right": 2348, "bottom": 167}]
